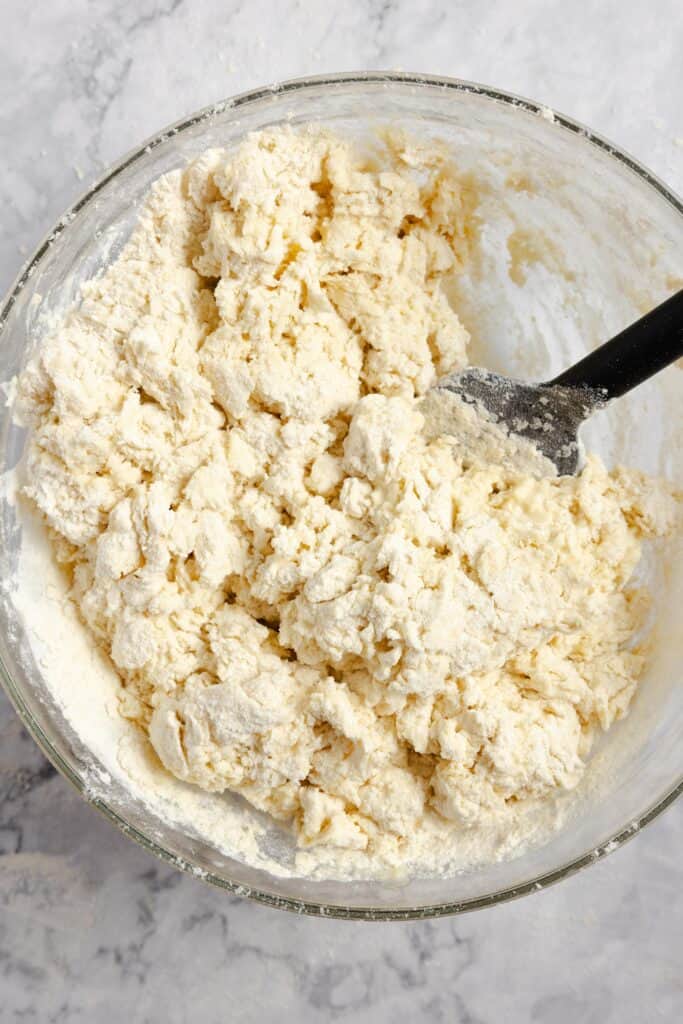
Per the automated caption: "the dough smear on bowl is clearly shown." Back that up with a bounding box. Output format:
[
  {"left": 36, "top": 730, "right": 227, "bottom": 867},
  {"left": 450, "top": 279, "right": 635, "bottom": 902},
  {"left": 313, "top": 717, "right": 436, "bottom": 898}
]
[{"left": 16, "top": 126, "right": 680, "bottom": 874}]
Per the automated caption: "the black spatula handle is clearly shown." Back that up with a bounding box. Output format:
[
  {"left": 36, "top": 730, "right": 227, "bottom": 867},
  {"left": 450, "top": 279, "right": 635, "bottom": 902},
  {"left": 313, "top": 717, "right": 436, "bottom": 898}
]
[{"left": 548, "top": 288, "right": 683, "bottom": 399}]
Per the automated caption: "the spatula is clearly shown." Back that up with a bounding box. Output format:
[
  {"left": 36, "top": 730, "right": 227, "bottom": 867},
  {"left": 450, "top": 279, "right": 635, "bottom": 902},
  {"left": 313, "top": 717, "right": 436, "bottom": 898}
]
[{"left": 431, "top": 289, "right": 683, "bottom": 475}]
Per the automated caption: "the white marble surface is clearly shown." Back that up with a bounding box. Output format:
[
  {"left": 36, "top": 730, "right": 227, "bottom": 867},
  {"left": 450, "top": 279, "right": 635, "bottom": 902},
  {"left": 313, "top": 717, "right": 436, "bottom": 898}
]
[{"left": 1, "top": 1, "right": 682, "bottom": 1020}]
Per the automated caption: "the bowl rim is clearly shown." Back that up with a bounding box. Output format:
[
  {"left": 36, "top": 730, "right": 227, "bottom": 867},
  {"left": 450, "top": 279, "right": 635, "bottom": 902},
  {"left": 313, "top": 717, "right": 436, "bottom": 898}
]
[{"left": 1, "top": 69, "right": 681, "bottom": 921}]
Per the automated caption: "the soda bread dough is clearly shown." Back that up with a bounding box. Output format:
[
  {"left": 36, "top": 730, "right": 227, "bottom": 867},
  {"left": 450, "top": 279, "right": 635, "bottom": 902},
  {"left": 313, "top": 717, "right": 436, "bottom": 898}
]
[{"left": 17, "top": 127, "right": 680, "bottom": 873}]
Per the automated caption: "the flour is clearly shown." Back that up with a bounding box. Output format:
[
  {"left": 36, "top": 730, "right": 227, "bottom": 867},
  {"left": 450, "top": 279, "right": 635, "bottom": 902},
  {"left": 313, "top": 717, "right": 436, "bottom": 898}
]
[
  {"left": 9, "top": 126, "right": 681, "bottom": 880},
  {"left": 420, "top": 386, "right": 559, "bottom": 477}
]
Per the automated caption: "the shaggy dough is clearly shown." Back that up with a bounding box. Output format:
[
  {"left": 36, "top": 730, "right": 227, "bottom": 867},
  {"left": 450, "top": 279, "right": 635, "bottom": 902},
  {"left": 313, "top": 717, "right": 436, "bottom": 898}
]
[{"left": 17, "top": 126, "right": 680, "bottom": 869}]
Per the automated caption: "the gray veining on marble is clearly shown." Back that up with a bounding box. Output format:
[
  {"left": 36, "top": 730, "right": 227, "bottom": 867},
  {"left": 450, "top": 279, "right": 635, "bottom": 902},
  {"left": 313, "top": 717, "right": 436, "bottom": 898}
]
[{"left": 1, "top": 1, "right": 681, "bottom": 1021}]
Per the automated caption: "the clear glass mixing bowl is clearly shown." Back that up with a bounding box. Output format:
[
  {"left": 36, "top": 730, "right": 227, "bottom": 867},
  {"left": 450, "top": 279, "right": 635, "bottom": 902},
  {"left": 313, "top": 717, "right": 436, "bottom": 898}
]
[{"left": 1, "top": 73, "right": 681, "bottom": 920}]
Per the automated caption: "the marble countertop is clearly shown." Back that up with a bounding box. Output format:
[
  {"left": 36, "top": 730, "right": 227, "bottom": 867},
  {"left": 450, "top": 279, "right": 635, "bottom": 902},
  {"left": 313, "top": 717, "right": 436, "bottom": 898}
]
[{"left": 1, "top": 1, "right": 681, "bottom": 1020}]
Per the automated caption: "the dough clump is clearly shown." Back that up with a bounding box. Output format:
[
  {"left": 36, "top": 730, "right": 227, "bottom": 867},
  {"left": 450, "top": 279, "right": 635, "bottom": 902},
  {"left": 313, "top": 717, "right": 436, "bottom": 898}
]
[{"left": 18, "top": 127, "right": 679, "bottom": 870}]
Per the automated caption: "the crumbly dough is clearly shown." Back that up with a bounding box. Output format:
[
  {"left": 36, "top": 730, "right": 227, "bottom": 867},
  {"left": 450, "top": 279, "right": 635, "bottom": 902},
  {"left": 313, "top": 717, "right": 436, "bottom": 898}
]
[{"left": 17, "top": 126, "right": 680, "bottom": 871}]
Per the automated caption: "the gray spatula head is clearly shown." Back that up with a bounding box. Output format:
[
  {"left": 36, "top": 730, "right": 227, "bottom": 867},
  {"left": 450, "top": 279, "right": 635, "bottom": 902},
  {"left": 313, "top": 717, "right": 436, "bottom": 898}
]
[{"left": 434, "top": 368, "right": 607, "bottom": 476}]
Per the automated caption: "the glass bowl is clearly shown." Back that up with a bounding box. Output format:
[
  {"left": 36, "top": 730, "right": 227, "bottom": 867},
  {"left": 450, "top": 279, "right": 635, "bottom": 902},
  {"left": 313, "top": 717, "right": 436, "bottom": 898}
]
[{"left": 1, "top": 72, "right": 681, "bottom": 920}]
